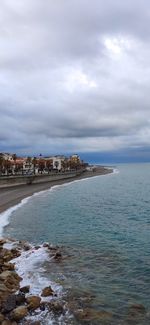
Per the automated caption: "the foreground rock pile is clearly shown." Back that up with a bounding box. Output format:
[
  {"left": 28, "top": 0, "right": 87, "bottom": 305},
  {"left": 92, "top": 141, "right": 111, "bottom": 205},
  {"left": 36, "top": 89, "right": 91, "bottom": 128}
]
[{"left": 0, "top": 239, "right": 65, "bottom": 325}]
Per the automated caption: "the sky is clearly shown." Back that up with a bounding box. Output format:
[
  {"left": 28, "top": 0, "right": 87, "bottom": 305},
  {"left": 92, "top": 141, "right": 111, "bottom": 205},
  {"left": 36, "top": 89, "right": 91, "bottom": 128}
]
[{"left": 1, "top": 0, "right": 150, "bottom": 162}]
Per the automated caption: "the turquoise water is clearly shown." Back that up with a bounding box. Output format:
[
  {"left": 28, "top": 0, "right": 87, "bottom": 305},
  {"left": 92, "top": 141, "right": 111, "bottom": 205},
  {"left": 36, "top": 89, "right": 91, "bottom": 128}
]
[{"left": 3, "top": 164, "right": 150, "bottom": 324}]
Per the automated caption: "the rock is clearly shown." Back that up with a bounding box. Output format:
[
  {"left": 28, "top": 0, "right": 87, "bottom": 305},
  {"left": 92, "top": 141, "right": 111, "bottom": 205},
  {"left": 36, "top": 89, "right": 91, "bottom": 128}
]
[
  {"left": 10, "top": 248, "right": 21, "bottom": 258},
  {"left": 43, "top": 242, "right": 50, "bottom": 248},
  {"left": 2, "top": 249, "right": 13, "bottom": 262},
  {"left": 0, "top": 239, "right": 7, "bottom": 246},
  {"left": 128, "top": 304, "right": 146, "bottom": 318},
  {"left": 0, "top": 271, "right": 22, "bottom": 291},
  {"left": 2, "top": 294, "right": 17, "bottom": 313},
  {"left": 45, "top": 301, "right": 64, "bottom": 315},
  {"left": 23, "top": 243, "right": 31, "bottom": 251},
  {"left": 2, "top": 321, "right": 13, "bottom": 325},
  {"left": 74, "top": 308, "right": 113, "bottom": 322},
  {"left": 0, "top": 313, "right": 5, "bottom": 322},
  {"left": 26, "top": 296, "right": 41, "bottom": 310},
  {"left": 2, "top": 263, "right": 15, "bottom": 271},
  {"left": 0, "top": 284, "right": 11, "bottom": 304},
  {"left": 10, "top": 305, "right": 28, "bottom": 321},
  {"left": 48, "top": 245, "right": 58, "bottom": 251},
  {"left": 34, "top": 245, "right": 41, "bottom": 250},
  {"left": 20, "top": 285, "right": 30, "bottom": 293},
  {"left": 54, "top": 252, "right": 62, "bottom": 260},
  {"left": 40, "top": 302, "right": 45, "bottom": 311},
  {"left": 24, "top": 320, "right": 41, "bottom": 325},
  {"left": 15, "top": 292, "right": 26, "bottom": 305},
  {"left": 2, "top": 321, "right": 17, "bottom": 325},
  {"left": 41, "top": 286, "right": 54, "bottom": 297},
  {"left": 0, "top": 283, "right": 10, "bottom": 292}
]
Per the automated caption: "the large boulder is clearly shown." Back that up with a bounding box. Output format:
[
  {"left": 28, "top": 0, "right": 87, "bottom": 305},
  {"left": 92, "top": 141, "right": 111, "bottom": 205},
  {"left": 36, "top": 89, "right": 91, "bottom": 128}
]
[
  {"left": 10, "top": 305, "right": 28, "bottom": 321},
  {"left": 2, "top": 294, "right": 17, "bottom": 313},
  {"left": 0, "top": 271, "right": 22, "bottom": 291},
  {"left": 26, "top": 296, "right": 41, "bottom": 310}
]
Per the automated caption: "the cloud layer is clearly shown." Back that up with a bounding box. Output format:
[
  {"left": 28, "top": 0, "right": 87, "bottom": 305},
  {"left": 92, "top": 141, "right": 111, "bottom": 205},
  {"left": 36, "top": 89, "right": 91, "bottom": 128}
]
[{"left": 1, "top": 0, "right": 150, "bottom": 157}]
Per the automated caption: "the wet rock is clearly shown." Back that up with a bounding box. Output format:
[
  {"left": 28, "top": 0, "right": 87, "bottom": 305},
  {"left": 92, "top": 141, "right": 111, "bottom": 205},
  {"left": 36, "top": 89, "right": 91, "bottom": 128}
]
[
  {"left": 23, "top": 243, "right": 31, "bottom": 251},
  {"left": 26, "top": 296, "right": 41, "bottom": 310},
  {"left": 0, "top": 239, "right": 7, "bottom": 246},
  {"left": 1, "top": 249, "right": 13, "bottom": 262},
  {"left": 0, "top": 283, "right": 10, "bottom": 292},
  {"left": 40, "top": 302, "right": 45, "bottom": 311},
  {"left": 48, "top": 245, "right": 58, "bottom": 251},
  {"left": 45, "top": 301, "right": 64, "bottom": 315},
  {"left": 0, "top": 313, "right": 5, "bottom": 322},
  {"left": 24, "top": 320, "right": 41, "bottom": 325},
  {"left": 2, "top": 263, "right": 15, "bottom": 271},
  {"left": 54, "top": 252, "right": 62, "bottom": 260},
  {"left": 20, "top": 285, "right": 30, "bottom": 294},
  {"left": 2, "top": 321, "right": 13, "bottom": 325},
  {"left": 10, "top": 305, "right": 28, "bottom": 321},
  {"left": 0, "top": 271, "right": 22, "bottom": 291},
  {"left": 74, "top": 308, "right": 113, "bottom": 322},
  {"left": 15, "top": 292, "right": 26, "bottom": 305},
  {"left": 128, "top": 303, "right": 146, "bottom": 318},
  {"left": 0, "top": 284, "right": 11, "bottom": 304},
  {"left": 41, "top": 286, "right": 54, "bottom": 297},
  {"left": 34, "top": 245, "right": 41, "bottom": 250},
  {"left": 43, "top": 242, "right": 50, "bottom": 248},
  {"left": 10, "top": 248, "right": 21, "bottom": 258},
  {"left": 1, "top": 321, "right": 17, "bottom": 325},
  {"left": 2, "top": 294, "right": 17, "bottom": 313}
]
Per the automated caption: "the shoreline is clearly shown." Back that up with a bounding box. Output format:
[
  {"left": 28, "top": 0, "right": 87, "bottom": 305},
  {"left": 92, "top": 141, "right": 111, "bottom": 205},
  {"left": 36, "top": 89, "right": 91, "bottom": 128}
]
[{"left": 0, "top": 167, "right": 113, "bottom": 214}]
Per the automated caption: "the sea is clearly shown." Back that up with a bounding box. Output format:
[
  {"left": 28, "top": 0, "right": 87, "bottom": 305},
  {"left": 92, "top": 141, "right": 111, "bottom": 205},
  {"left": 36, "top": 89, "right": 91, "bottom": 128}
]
[{"left": 0, "top": 163, "right": 150, "bottom": 324}]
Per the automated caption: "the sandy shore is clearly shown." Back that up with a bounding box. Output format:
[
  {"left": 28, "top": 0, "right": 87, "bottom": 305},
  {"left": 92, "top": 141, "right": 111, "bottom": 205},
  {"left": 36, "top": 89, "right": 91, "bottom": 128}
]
[{"left": 0, "top": 167, "right": 113, "bottom": 214}]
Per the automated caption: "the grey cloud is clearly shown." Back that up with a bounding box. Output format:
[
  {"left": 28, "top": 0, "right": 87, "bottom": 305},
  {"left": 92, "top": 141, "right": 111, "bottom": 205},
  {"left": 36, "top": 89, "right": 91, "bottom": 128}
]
[{"left": 1, "top": 0, "right": 150, "bottom": 155}]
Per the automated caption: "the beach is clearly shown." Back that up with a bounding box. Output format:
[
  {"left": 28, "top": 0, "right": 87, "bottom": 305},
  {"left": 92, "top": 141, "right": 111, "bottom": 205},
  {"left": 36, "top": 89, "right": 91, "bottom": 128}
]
[{"left": 0, "top": 167, "right": 112, "bottom": 214}]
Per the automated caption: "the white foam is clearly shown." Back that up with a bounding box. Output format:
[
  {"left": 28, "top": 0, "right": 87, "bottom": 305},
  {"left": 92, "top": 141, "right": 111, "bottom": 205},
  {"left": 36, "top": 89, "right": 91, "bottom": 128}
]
[
  {"left": 12, "top": 245, "right": 63, "bottom": 299},
  {"left": 12, "top": 246, "right": 66, "bottom": 324},
  {"left": 0, "top": 197, "right": 30, "bottom": 236}
]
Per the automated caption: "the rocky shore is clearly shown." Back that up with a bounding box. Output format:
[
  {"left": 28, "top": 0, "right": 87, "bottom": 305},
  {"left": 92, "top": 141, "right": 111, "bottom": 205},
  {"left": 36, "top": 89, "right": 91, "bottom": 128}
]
[
  {"left": 0, "top": 238, "right": 149, "bottom": 325},
  {"left": 0, "top": 238, "right": 68, "bottom": 325}
]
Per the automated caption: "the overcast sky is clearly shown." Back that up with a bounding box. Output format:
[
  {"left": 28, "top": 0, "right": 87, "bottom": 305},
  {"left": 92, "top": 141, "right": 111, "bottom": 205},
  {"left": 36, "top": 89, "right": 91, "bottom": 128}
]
[{"left": 1, "top": 0, "right": 150, "bottom": 160}]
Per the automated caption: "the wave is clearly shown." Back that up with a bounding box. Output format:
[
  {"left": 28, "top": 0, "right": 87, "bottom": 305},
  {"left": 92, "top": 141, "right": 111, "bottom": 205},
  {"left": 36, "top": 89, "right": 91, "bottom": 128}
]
[{"left": 0, "top": 197, "right": 31, "bottom": 236}]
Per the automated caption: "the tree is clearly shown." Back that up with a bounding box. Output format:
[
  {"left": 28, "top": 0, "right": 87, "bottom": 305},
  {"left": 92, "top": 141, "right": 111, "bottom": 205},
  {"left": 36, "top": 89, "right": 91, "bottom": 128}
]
[
  {"left": 0, "top": 156, "right": 4, "bottom": 175},
  {"left": 38, "top": 159, "right": 45, "bottom": 174},
  {"left": 46, "top": 159, "right": 53, "bottom": 173},
  {"left": 4, "top": 159, "right": 12, "bottom": 175},
  {"left": 32, "top": 157, "right": 37, "bottom": 174}
]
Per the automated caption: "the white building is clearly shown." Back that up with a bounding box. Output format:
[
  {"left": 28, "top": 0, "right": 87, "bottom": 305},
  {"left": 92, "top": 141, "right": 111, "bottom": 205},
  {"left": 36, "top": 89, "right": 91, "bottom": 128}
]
[{"left": 52, "top": 156, "right": 66, "bottom": 171}]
